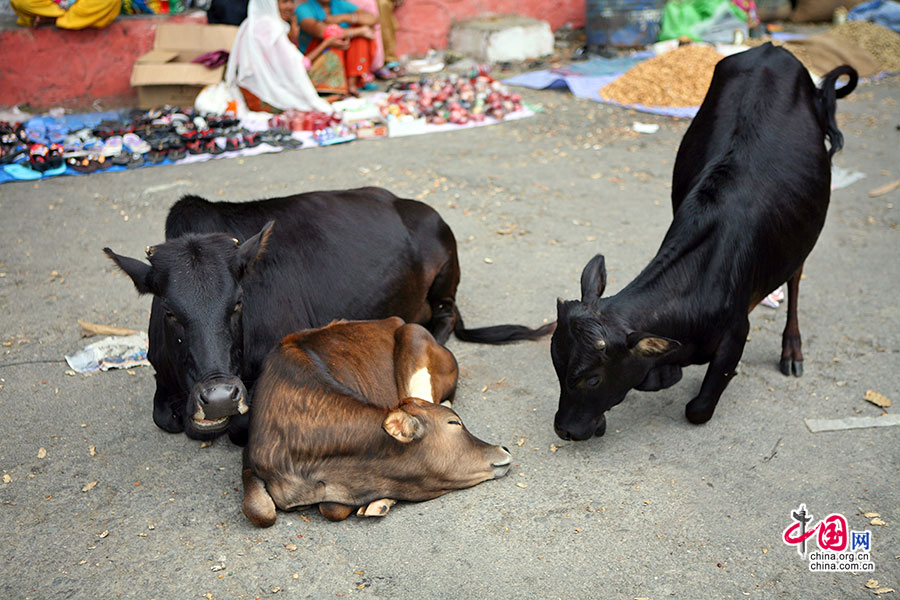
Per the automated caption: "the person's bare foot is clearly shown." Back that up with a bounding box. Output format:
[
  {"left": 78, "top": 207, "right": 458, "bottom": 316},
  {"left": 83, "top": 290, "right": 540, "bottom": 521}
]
[{"left": 347, "top": 77, "right": 360, "bottom": 97}]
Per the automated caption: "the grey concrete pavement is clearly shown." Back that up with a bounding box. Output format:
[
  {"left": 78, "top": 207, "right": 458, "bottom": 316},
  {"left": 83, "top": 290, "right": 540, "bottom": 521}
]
[{"left": 0, "top": 76, "right": 898, "bottom": 599}]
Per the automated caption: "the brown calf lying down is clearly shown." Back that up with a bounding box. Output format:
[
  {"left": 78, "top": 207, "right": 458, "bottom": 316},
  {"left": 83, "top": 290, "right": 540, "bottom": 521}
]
[{"left": 242, "top": 317, "right": 512, "bottom": 525}]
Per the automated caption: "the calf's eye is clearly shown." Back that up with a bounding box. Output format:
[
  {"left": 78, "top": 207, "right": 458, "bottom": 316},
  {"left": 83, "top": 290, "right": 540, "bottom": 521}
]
[
  {"left": 586, "top": 376, "right": 600, "bottom": 388},
  {"left": 447, "top": 420, "right": 461, "bottom": 426}
]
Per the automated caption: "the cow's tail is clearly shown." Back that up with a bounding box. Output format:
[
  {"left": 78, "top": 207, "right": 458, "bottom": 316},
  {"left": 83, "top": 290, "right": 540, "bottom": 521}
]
[
  {"left": 241, "top": 447, "right": 277, "bottom": 527},
  {"left": 452, "top": 304, "right": 556, "bottom": 344},
  {"left": 817, "top": 65, "right": 858, "bottom": 159}
]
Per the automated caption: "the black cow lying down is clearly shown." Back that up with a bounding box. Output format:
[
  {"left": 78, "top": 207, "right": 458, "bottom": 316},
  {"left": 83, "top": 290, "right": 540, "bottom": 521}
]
[
  {"left": 551, "top": 44, "right": 858, "bottom": 441},
  {"left": 105, "top": 187, "right": 553, "bottom": 444},
  {"left": 242, "top": 317, "right": 511, "bottom": 526}
]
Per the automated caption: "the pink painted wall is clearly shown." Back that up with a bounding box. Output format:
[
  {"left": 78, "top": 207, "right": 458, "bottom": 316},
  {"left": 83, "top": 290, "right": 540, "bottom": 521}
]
[
  {"left": 0, "top": 14, "right": 204, "bottom": 110},
  {"left": 392, "top": 0, "right": 586, "bottom": 57}
]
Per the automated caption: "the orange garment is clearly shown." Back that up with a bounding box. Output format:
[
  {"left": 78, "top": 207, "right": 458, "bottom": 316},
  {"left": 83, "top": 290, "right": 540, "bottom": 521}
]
[{"left": 306, "top": 36, "right": 375, "bottom": 84}]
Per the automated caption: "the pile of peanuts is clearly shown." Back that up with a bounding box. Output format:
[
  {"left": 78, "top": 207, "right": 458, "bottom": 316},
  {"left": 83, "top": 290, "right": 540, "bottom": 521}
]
[
  {"left": 598, "top": 44, "right": 724, "bottom": 108},
  {"left": 828, "top": 21, "right": 900, "bottom": 73}
]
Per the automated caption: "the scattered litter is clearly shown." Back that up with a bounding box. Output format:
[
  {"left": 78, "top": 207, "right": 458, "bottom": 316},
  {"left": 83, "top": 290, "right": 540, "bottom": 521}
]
[
  {"left": 632, "top": 122, "right": 660, "bottom": 134},
  {"left": 82, "top": 480, "right": 98, "bottom": 492},
  {"left": 871, "top": 517, "right": 888, "bottom": 526},
  {"left": 868, "top": 580, "right": 881, "bottom": 589},
  {"left": 2, "top": 474, "right": 10, "bottom": 483},
  {"left": 37, "top": 447, "right": 47, "bottom": 459},
  {"left": 516, "top": 482, "right": 527, "bottom": 489},
  {"left": 484, "top": 257, "right": 493, "bottom": 264},
  {"left": 873, "top": 588, "right": 895, "bottom": 595},
  {"left": 865, "top": 389, "right": 892, "bottom": 409},
  {"left": 211, "top": 564, "right": 226, "bottom": 572},
  {"left": 78, "top": 319, "right": 139, "bottom": 338},
  {"left": 863, "top": 511, "right": 880, "bottom": 518},
  {"left": 804, "top": 413, "right": 900, "bottom": 432},
  {"left": 831, "top": 166, "right": 866, "bottom": 190},
  {"left": 550, "top": 444, "right": 562, "bottom": 452},
  {"left": 869, "top": 180, "right": 900, "bottom": 197},
  {"left": 98, "top": 530, "right": 109, "bottom": 538},
  {"left": 284, "top": 543, "right": 297, "bottom": 551},
  {"left": 65, "top": 332, "right": 149, "bottom": 373}
]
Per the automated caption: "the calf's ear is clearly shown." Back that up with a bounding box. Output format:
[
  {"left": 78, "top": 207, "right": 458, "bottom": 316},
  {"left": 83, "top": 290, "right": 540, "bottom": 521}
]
[
  {"left": 626, "top": 332, "right": 681, "bottom": 358},
  {"left": 383, "top": 409, "right": 424, "bottom": 443},
  {"left": 235, "top": 220, "right": 275, "bottom": 279},
  {"left": 580, "top": 254, "right": 607, "bottom": 301},
  {"left": 103, "top": 248, "right": 153, "bottom": 295}
]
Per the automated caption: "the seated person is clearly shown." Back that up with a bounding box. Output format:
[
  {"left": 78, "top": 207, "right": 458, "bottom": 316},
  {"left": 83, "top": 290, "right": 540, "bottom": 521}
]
[
  {"left": 225, "top": 0, "right": 334, "bottom": 113},
  {"left": 10, "top": 0, "right": 120, "bottom": 29},
  {"left": 280, "top": 0, "right": 350, "bottom": 96},
  {"left": 295, "top": 0, "right": 379, "bottom": 96}
]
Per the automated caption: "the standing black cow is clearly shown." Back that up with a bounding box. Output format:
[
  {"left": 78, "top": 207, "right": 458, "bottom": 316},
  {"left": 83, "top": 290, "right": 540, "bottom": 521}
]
[
  {"left": 105, "top": 187, "right": 553, "bottom": 444},
  {"left": 551, "top": 44, "right": 857, "bottom": 441}
]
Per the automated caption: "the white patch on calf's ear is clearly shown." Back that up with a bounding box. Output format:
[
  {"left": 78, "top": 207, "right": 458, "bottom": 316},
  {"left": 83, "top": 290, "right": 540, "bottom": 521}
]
[
  {"left": 406, "top": 367, "right": 433, "bottom": 403},
  {"left": 383, "top": 409, "right": 422, "bottom": 443}
]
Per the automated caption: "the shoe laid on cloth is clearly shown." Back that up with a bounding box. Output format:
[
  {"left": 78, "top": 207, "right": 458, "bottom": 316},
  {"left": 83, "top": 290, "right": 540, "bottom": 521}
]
[
  {"left": 126, "top": 152, "right": 145, "bottom": 168},
  {"left": 4, "top": 163, "right": 42, "bottom": 180},
  {"left": 122, "top": 133, "right": 150, "bottom": 154},
  {"left": 102, "top": 136, "right": 123, "bottom": 157}
]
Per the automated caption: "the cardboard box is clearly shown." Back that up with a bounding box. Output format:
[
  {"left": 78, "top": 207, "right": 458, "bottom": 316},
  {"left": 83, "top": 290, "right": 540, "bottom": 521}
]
[
  {"left": 131, "top": 23, "right": 238, "bottom": 110},
  {"left": 353, "top": 118, "right": 388, "bottom": 140}
]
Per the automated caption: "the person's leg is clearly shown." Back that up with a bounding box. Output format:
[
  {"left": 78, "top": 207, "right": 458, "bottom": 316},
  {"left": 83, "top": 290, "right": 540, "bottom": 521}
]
[
  {"left": 10, "top": 0, "right": 65, "bottom": 27},
  {"left": 376, "top": 0, "right": 398, "bottom": 65},
  {"left": 345, "top": 36, "right": 375, "bottom": 95}
]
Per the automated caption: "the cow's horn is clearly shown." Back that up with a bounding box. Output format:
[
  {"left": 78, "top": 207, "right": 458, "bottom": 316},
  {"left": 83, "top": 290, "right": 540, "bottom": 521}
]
[{"left": 232, "top": 237, "right": 240, "bottom": 245}]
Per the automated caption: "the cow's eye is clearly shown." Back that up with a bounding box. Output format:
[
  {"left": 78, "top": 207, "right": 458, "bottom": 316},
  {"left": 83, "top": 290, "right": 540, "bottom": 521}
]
[
  {"left": 447, "top": 420, "right": 461, "bottom": 426},
  {"left": 585, "top": 376, "right": 600, "bottom": 388},
  {"left": 165, "top": 310, "right": 178, "bottom": 322}
]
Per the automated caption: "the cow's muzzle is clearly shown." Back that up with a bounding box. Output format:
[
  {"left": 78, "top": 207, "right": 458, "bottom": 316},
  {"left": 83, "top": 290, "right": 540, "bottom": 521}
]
[
  {"left": 190, "top": 376, "right": 249, "bottom": 432},
  {"left": 553, "top": 413, "right": 607, "bottom": 441}
]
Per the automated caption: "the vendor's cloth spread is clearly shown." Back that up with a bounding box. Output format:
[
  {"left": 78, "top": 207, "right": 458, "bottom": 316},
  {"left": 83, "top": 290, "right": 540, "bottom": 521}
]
[{"left": 225, "top": 0, "right": 333, "bottom": 113}]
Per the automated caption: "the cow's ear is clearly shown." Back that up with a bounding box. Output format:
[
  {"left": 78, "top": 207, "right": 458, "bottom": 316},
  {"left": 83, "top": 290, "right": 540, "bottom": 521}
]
[
  {"left": 580, "top": 254, "right": 607, "bottom": 301},
  {"left": 103, "top": 248, "right": 153, "bottom": 295},
  {"left": 383, "top": 409, "right": 424, "bottom": 443},
  {"left": 235, "top": 220, "right": 275, "bottom": 278},
  {"left": 626, "top": 332, "right": 681, "bottom": 358}
]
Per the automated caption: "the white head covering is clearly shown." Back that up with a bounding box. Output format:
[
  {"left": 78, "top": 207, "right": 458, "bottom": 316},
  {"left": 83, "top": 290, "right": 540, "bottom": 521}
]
[{"left": 225, "top": 0, "right": 332, "bottom": 113}]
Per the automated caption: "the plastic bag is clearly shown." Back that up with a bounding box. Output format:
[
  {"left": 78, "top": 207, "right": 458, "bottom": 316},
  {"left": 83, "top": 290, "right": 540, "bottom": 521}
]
[{"left": 660, "top": 0, "right": 749, "bottom": 41}]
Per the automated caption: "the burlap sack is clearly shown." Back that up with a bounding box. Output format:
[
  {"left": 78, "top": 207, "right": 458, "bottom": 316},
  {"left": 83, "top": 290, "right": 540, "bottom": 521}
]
[
  {"left": 784, "top": 32, "right": 881, "bottom": 76},
  {"left": 791, "top": 0, "right": 865, "bottom": 22}
]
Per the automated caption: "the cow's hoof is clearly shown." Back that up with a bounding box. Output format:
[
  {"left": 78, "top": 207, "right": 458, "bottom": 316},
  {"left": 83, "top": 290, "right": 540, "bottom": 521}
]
[
  {"left": 319, "top": 503, "right": 355, "bottom": 521},
  {"left": 357, "top": 499, "right": 397, "bottom": 517},
  {"left": 685, "top": 398, "right": 715, "bottom": 424},
  {"left": 779, "top": 358, "right": 803, "bottom": 377}
]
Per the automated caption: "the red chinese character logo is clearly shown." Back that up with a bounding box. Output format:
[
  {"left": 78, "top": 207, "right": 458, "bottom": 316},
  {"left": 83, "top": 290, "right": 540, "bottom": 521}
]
[{"left": 817, "top": 514, "right": 848, "bottom": 551}]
